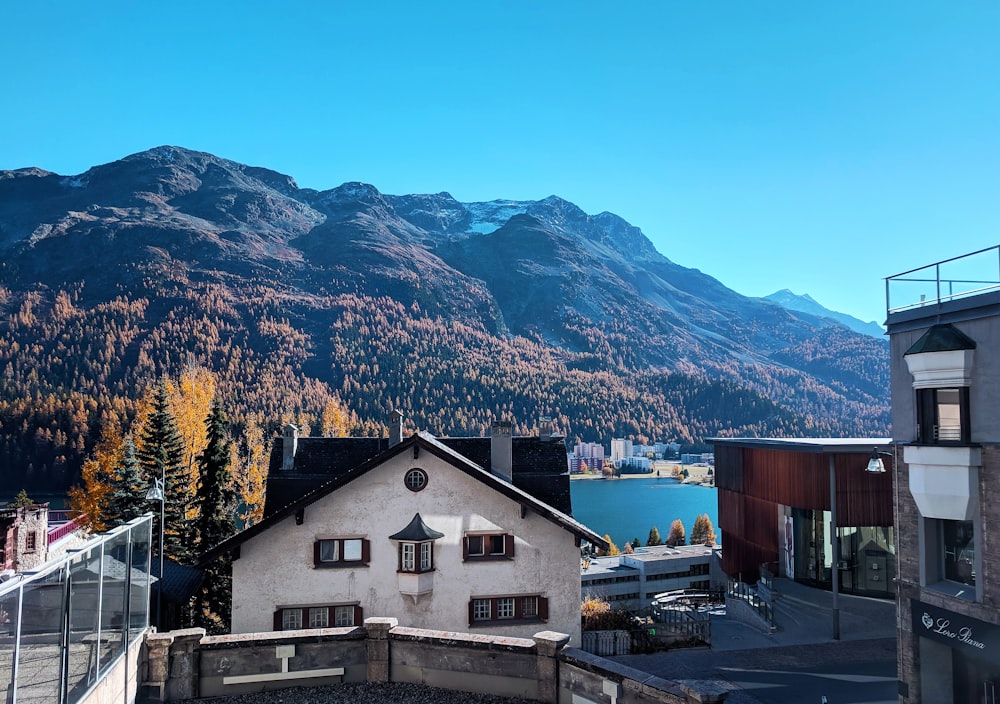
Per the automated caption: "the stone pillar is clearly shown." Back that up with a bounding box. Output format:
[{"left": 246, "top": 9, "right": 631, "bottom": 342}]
[
  {"left": 166, "top": 628, "right": 206, "bottom": 701},
  {"left": 365, "top": 617, "right": 398, "bottom": 682},
  {"left": 533, "top": 630, "right": 570, "bottom": 704},
  {"left": 144, "top": 631, "right": 173, "bottom": 703}
]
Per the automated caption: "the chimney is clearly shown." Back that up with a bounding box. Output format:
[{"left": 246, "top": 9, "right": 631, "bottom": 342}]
[
  {"left": 389, "top": 410, "right": 404, "bottom": 447},
  {"left": 491, "top": 421, "right": 513, "bottom": 482},
  {"left": 281, "top": 423, "right": 299, "bottom": 470},
  {"left": 539, "top": 416, "right": 552, "bottom": 442}
]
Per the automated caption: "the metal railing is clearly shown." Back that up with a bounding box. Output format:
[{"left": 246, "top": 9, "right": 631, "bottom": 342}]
[
  {"left": 0, "top": 515, "right": 152, "bottom": 704},
  {"left": 886, "top": 245, "right": 1000, "bottom": 315}
]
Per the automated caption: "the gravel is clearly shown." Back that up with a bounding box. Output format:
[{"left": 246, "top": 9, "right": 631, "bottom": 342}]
[{"left": 194, "top": 682, "right": 535, "bottom": 704}]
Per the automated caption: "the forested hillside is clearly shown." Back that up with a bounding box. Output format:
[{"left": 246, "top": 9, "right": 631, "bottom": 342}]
[{"left": 0, "top": 146, "right": 890, "bottom": 493}]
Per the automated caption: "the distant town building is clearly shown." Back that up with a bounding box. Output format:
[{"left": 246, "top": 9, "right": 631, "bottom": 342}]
[
  {"left": 680, "top": 453, "right": 714, "bottom": 465},
  {"left": 618, "top": 456, "right": 653, "bottom": 473},
  {"left": 610, "top": 438, "right": 632, "bottom": 463},
  {"left": 571, "top": 442, "right": 606, "bottom": 473}
]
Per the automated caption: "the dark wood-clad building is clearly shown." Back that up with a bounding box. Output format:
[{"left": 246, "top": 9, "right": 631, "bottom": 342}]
[{"left": 712, "top": 438, "right": 895, "bottom": 597}]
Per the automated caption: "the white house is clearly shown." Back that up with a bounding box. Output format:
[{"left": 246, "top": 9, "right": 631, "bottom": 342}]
[{"left": 202, "top": 417, "right": 608, "bottom": 643}]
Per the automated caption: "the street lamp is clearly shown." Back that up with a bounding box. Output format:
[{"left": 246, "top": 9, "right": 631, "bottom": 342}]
[{"left": 145, "top": 477, "right": 164, "bottom": 630}]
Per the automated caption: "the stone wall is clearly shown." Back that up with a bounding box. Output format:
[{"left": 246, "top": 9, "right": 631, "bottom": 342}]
[{"left": 143, "top": 618, "right": 725, "bottom": 704}]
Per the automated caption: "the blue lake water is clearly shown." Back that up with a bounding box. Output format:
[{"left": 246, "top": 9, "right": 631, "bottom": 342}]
[{"left": 570, "top": 477, "right": 718, "bottom": 549}]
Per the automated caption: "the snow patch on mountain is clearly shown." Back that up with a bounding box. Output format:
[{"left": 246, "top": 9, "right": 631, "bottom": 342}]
[{"left": 463, "top": 200, "right": 529, "bottom": 234}]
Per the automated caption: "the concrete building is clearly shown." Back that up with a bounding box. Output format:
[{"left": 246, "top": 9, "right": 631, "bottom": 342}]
[
  {"left": 570, "top": 442, "right": 605, "bottom": 474},
  {"left": 886, "top": 247, "right": 1000, "bottom": 703},
  {"left": 202, "top": 417, "right": 608, "bottom": 643},
  {"left": 581, "top": 544, "right": 721, "bottom": 612}
]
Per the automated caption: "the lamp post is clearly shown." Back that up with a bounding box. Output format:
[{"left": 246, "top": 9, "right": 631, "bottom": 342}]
[
  {"left": 146, "top": 476, "right": 165, "bottom": 630},
  {"left": 829, "top": 447, "right": 891, "bottom": 640}
]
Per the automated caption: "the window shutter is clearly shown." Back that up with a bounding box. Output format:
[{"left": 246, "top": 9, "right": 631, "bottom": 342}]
[
  {"left": 362, "top": 539, "right": 371, "bottom": 564},
  {"left": 538, "top": 597, "right": 549, "bottom": 621},
  {"left": 313, "top": 541, "right": 321, "bottom": 566},
  {"left": 353, "top": 605, "right": 364, "bottom": 627},
  {"left": 468, "top": 600, "right": 475, "bottom": 626},
  {"left": 504, "top": 534, "right": 514, "bottom": 559},
  {"left": 273, "top": 609, "right": 283, "bottom": 631},
  {"left": 462, "top": 536, "right": 469, "bottom": 561}
]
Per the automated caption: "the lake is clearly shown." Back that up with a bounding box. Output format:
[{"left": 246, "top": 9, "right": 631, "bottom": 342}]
[{"left": 570, "top": 476, "right": 718, "bottom": 549}]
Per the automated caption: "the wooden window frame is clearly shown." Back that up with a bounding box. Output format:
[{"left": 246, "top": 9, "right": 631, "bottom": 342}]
[
  {"left": 468, "top": 595, "right": 547, "bottom": 626},
  {"left": 397, "top": 541, "right": 434, "bottom": 574},
  {"left": 463, "top": 533, "right": 514, "bottom": 562},
  {"left": 313, "top": 538, "right": 371, "bottom": 568},
  {"left": 273, "top": 604, "right": 363, "bottom": 631}
]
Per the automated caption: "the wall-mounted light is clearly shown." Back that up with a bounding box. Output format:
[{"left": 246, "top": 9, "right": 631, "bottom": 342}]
[{"left": 866, "top": 448, "right": 892, "bottom": 473}]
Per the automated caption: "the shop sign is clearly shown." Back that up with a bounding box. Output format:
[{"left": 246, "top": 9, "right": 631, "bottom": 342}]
[{"left": 912, "top": 600, "right": 1000, "bottom": 654}]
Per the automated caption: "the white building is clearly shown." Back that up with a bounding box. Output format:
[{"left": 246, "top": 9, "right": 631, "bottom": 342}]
[
  {"left": 203, "top": 419, "right": 607, "bottom": 643},
  {"left": 581, "top": 544, "right": 721, "bottom": 612},
  {"left": 610, "top": 438, "right": 632, "bottom": 463}
]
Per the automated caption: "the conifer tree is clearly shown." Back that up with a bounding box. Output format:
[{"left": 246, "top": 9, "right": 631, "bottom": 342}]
[
  {"left": 666, "top": 518, "right": 687, "bottom": 547},
  {"left": 137, "top": 380, "right": 192, "bottom": 562},
  {"left": 196, "top": 400, "right": 236, "bottom": 633},
  {"left": 106, "top": 435, "right": 146, "bottom": 525},
  {"left": 646, "top": 525, "right": 661, "bottom": 546},
  {"left": 690, "top": 514, "right": 717, "bottom": 545}
]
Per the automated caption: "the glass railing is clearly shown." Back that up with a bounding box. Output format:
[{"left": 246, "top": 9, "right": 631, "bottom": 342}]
[
  {"left": 886, "top": 245, "right": 1000, "bottom": 315},
  {"left": 0, "top": 515, "right": 151, "bottom": 704}
]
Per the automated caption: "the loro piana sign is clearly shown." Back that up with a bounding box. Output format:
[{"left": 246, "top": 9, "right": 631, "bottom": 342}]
[{"left": 912, "top": 600, "right": 1000, "bottom": 654}]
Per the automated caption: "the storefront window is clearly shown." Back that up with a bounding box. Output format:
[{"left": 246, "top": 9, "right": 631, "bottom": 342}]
[{"left": 943, "top": 520, "right": 975, "bottom": 586}]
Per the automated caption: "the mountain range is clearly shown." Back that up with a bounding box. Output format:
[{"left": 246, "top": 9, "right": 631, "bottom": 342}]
[
  {"left": 0, "top": 146, "right": 889, "bottom": 492},
  {"left": 763, "top": 290, "right": 884, "bottom": 338}
]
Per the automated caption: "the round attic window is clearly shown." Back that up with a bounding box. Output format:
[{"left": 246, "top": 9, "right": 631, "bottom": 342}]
[{"left": 404, "top": 468, "right": 428, "bottom": 492}]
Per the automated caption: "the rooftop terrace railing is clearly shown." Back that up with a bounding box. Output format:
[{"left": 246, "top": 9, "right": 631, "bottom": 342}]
[
  {"left": 0, "top": 515, "right": 152, "bottom": 704},
  {"left": 886, "top": 244, "right": 1000, "bottom": 315}
]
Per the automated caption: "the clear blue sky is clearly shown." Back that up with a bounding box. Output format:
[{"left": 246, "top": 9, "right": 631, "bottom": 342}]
[{"left": 4, "top": 2, "right": 1000, "bottom": 326}]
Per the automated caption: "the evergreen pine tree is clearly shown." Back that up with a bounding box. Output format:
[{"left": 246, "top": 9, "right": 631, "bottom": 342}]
[
  {"left": 106, "top": 435, "right": 146, "bottom": 525},
  {"left": 137, "top": 380, "right": 192, "bottom": 562},
  {"left": 646, "top": 525, "right": 661, "bottom": 546},
  {"left": 195, "top": 400, "right": 236, "bottom": 633}
]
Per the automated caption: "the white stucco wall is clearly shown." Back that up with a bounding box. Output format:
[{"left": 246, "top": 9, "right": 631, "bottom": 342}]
[{"left": 232, "top": 450, "right": 583, "bottom": 643}]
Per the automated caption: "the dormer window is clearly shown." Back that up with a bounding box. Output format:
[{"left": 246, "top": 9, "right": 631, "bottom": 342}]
[{"left": 916, "top": 387, "right": 969, "bottom": 444}]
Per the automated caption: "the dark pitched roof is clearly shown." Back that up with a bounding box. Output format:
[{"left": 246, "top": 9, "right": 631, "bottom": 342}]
[
  {"left": 151, "top": 557, "right": 204, "bottom": 603},
  {"left": 905, "top": 323, "right": 977, "bottom": 354},
  {"left": 264, "top": 435, "right": 573, "bottom": 517},
  {"left": 388, "top": 513, "right": 445, "bottom": 541},
  {"left": 200, "top": 432, "right": 607, "bottom": 565}
]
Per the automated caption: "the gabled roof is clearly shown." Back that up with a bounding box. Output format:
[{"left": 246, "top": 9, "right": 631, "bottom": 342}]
[{"left": 201, "top": 431, "right": 608, "bottom": 565}]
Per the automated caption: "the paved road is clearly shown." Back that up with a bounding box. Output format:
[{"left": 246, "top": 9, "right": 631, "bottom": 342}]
[{"left": 614, "top": 579, "right": 899, "bottom": 703}]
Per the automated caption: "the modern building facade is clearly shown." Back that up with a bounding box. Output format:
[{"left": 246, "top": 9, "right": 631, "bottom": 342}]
[
  {"left": 887, "top": 247, "right": 1000, "bottom": 703},
  {"left": 712, "top": 437, "right": 895, "bottom": 597},
  {"left": 581, "top": 543, "right": 722, "bottom": 612}
]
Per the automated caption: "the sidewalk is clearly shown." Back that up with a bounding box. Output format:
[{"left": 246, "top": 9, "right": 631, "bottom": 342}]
[{"left": 613, "top": 579, "right": 898, "bottom": 704}]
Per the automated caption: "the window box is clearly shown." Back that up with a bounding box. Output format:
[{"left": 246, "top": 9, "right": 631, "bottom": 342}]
[
  {"left": 313, "top": 538, "right": 370, "bottom": 568},
  {"left": 468, "top": 595, "right": 547, "bottom": 626},
  {"left": 463, "top": 533, "right": 514, "bottom": 561}
]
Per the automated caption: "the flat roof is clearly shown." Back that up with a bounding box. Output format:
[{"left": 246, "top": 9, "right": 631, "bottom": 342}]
[{"left": 708, "top": 437, "right": 892, "bottom": 454}]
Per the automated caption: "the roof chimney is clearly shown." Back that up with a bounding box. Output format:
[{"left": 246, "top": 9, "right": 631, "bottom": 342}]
[
  {"left": 389, "top": 410, "right": 404, "bottom": 447},
  {"left": 539, "top": 416, "right": 552, "bottom": 442},
  {"left": 491, "top": 421, "right": 513, "bottom": 482},
  {"left": 281, "top": 423, "right": 299, "bottom": 470}
]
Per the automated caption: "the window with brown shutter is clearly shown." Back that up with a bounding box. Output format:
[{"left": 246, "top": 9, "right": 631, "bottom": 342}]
[
  {"left": 467, "top": 595, "right": 547, "bottom": 626},
  {"left": 313, "top": 538, "right": 370, "bottom": 568},
  {"left": 273, "top": 604, "right": 363, "bottom": 630},
  {"left": 463, "top": 533, "right": 514, "bottom": 562}
]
